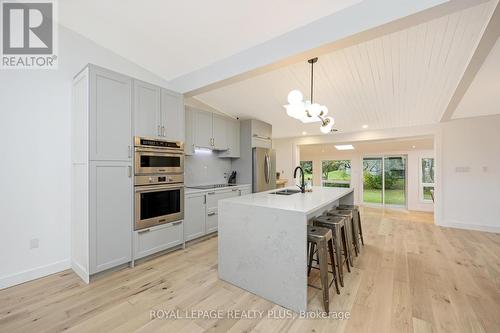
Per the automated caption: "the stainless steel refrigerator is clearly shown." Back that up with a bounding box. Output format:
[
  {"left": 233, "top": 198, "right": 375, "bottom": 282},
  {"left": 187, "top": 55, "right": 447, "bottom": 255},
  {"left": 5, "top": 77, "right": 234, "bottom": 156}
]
[{"left": 252, "top": 147, "right": 276, "bottom": 193}]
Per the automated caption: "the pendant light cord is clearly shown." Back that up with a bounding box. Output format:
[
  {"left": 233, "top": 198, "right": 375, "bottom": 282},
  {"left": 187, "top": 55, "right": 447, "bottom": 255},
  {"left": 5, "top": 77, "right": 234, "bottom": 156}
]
[{"left": 310, "top": 60, "right": 314, "bottom": 104}]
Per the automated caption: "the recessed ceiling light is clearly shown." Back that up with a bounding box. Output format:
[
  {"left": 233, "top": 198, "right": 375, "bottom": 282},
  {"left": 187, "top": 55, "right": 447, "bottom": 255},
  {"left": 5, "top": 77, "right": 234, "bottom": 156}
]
[
  {"left": 412, "top": 145, "right": 416, "bottom": 149},
  {"left": 302, "top": 131, "right": 307, "bottom": 135},
  {"left": 335, "top": 144, "right": 354, "bottom": 151},
  {"left": 362, "top": 124, "right": 368, "bottom": 129}
]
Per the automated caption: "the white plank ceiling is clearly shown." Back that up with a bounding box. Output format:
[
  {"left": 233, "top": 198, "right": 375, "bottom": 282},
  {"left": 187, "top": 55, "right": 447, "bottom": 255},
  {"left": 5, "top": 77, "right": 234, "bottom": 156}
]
[{"left": 195, "top": 1, "right": 497, "bottom": 138}]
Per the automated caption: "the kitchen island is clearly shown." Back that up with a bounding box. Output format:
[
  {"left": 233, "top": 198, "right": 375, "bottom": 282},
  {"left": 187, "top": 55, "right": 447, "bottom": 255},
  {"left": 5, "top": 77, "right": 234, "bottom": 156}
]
[{"left": 218, "top": 186, "right": 354, "bottom": 312}]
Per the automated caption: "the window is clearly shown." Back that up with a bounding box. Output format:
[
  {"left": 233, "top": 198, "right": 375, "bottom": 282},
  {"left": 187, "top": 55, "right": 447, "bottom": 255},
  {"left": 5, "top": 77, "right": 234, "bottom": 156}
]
[
  {"left": 300, "top": 161, "right": 313, "bottom": 183},
  {"left": 420, "top": 157, "right": 435, "bottom": 202},
  {"left": 322, "top": 160, "right": 351, "bottom": 188}
]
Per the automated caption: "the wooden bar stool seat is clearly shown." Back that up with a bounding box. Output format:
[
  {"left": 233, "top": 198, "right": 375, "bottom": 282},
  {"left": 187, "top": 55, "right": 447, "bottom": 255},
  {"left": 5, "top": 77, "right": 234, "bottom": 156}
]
[{"left": 307, "top": 225, "right": 340, "bottom": 312}]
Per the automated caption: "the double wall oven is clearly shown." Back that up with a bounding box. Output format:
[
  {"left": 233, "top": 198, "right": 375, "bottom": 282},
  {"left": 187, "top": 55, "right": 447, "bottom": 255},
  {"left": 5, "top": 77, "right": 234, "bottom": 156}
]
[{"left": 134, "top": 137, "right": 184, "bottom": 230}]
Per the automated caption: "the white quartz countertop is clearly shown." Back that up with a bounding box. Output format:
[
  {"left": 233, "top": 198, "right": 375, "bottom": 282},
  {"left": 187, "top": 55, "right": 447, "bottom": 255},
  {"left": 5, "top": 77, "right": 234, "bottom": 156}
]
[
  {"left": 185, "top": 184, "right": 251, "bottom": 195},
  {"left": 220, "top": 186, "right": 353, "bottom": 214}
]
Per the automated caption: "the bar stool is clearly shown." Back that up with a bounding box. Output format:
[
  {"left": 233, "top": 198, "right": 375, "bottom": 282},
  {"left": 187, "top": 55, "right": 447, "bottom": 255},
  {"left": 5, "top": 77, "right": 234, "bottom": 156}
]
[
  {"left": 337, "top": 204, "right": 364, "bottom": 246},
  {"left": 325, "top": 209, "right": 357, "bottom": 262},
  {"left": 307, "top": 225, "right": 340, "bottom": 312},
  {"left": 332, "top": 208, "right": 360, "bottom": 257},
  {"left": 313, "top": 215, "right": 351, "bottom": 287}
]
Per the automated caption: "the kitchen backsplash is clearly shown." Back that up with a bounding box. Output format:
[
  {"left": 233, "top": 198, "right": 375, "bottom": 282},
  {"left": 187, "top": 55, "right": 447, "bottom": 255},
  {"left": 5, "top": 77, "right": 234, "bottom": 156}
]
[{"left": 185, "top": 152, "right": 232, "bottom": 186}]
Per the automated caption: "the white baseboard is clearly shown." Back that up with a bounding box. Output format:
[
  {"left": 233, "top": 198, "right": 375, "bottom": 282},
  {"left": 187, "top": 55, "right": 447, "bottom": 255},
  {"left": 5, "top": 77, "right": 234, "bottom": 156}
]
[
  {"left": 0, "top": 259, "right": 70, "bottom": 290},
  {"left": 438, "top": 220, "right": 500, "bottom": 234},
  {"left": 71, "top": 261, "right": 90, "bottom": 284}
]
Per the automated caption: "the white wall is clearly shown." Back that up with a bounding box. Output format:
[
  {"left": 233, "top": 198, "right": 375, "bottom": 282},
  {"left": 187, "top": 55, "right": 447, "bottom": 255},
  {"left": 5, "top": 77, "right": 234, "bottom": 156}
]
[
  {"left": 299, "top": 147, "right": 434, "bottom": 212},
  {"left": 436, "top": 115, "right": 500, "bottom": 233},
  {"left": 0, "top": 26, "right": 171, "bottom": 289}
]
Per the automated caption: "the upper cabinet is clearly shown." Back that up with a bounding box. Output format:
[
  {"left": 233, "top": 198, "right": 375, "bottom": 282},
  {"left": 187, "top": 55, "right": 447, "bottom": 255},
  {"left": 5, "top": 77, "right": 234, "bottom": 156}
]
[
  {"left": 219, "top": 118, "right": 240, "bottom": 158},
  {"left": 251, "top": 119, "right": 272, "bottom": 149},
  {"left": 212, "top": 114, "right": 228, "bottom": 150},
  {"left": 90, "top": 66, "right": 132, "bottom": 161},
  {"left": 134, "top": 80, "right": 161, "bottom": 138},
  {"left": 161, "top": 89, "right": 184, "bottom": 142},
  {"left": 134, "top": 80, "right": 184, "bottom": 142},
  {"left": 186, "top": 107, "right": 240, "bottom": 157},
  {"left": 192, "top": 109, "right": 213, "bottom": 149}
]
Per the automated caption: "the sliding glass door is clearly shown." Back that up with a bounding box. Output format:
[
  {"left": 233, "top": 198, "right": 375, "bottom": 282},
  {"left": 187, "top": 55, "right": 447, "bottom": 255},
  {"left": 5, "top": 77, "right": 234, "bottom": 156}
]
[
  {"left": 363, "top": 156, "right": 407, "bottom": 207},
  {"left": 362, "top": 157, "right": 383, "bottom": 204}
]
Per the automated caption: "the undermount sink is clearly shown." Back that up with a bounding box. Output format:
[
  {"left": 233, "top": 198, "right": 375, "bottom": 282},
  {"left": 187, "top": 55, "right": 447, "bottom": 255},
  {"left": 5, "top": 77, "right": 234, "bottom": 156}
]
[{"left": 270, "top": 189, "right": 302, "bottom": 195}]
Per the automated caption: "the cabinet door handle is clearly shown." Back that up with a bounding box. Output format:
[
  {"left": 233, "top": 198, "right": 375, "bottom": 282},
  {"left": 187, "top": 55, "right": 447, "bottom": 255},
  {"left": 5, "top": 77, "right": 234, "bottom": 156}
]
[
  {"left": 138, "top": 228, "right": 150, "bottom": 234},
  {"left": 128, "top": 146, "right": 132, "bottom": 158},
  {"left": 207, "top": 212, "right": 216, "bottom": 216},
  {"left": 158, "top": 125, "right": 161, "bottom": 137},
  {"left": 127, "top": 166, "right": 132, "bottom": 178},
  {"left": 162, "top": 126, "right": 165, "bottom": 137},
  {"left": 172, "top": 221, "right": 182, "bottom": 226}
]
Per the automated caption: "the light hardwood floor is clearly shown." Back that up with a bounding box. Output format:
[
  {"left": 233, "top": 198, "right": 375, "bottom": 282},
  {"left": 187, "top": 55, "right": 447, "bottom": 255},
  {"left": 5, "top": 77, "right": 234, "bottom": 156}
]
[{"left": 1, "top": 207, "right": 499, "bottom": 333}]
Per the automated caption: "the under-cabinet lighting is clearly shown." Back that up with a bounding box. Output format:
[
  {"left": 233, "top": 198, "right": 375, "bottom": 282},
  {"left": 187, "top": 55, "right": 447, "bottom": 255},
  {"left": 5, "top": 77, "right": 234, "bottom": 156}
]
[
  {"left": 194, "top": 147, "right": 213, "bottom": 154},
  {"left": 335, "top": 144, "right": 354, "bottom": 151}
]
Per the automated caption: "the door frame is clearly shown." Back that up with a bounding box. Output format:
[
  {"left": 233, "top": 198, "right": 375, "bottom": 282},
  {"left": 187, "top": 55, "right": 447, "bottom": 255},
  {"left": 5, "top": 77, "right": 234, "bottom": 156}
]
[{"left": 361, "top": 154, "right": 408, "bottom": 209}]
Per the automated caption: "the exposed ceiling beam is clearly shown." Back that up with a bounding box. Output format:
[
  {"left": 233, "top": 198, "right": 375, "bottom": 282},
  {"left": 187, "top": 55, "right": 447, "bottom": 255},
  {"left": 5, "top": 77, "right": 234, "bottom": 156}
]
[
  {"left": 440, "top": 0, "right": 500, "bottom": 122},
  {"left": 168, "top": 0, "right": 490, "bottom": 96}
]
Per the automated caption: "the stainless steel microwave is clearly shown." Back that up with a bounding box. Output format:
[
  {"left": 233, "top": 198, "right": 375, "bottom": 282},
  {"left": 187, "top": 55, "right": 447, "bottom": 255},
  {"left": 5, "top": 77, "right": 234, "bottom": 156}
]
[{"left": 134, "top": 137, "right": 184, "bottom": 175}]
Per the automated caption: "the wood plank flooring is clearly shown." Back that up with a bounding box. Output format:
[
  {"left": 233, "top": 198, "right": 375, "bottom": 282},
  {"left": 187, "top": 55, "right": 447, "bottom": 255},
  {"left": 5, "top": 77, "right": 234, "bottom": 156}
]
[{"left": 1, "top": 207, "right": 499, "bottom": 332}]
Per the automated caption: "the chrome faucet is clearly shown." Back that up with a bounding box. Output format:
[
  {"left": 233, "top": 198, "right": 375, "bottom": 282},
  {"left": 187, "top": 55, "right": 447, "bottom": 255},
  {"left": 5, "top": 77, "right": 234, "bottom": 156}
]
[{"left": 294, "top": 166, "right": 305, "bottom": 193}]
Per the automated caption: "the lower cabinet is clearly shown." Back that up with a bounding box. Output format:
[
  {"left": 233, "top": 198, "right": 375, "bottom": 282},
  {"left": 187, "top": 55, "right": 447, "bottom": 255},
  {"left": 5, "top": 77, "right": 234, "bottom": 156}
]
[
  {"left": 134, "top": 221, "right": 183, "bottom": 260},
  {"left": 184, "top": 193, "right": 206, "bottom": 241},
  {"left": 89, "top": 162, "right": 133, "bottom": 274},
  {"left": 240, "top": 187, "right": 252, "bottom": 196},
  {"left": 184, "top": 185, "right": 252, "bottom": 242}
]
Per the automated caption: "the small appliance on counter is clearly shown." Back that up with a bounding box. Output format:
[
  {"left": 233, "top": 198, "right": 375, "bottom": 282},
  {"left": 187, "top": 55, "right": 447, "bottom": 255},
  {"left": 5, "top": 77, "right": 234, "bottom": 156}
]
[{"left": 227, "top": 171, "right": 237, "bottom": 184}]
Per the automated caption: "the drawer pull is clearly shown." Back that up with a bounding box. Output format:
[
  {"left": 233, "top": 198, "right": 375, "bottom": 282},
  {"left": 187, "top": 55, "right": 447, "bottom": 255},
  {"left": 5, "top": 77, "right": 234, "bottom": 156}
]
[
  {"left": 207, "top": 192, "right": 215, "bottom": 195},
  {"left": 207, "top": 212, "right": 216, "bottom": 216}
]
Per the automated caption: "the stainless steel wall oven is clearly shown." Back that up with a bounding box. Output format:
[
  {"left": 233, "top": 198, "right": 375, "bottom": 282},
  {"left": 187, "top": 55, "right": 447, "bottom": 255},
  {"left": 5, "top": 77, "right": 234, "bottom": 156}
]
[{"left": 134, "top": 137, "right": 184, "bottom": 230}]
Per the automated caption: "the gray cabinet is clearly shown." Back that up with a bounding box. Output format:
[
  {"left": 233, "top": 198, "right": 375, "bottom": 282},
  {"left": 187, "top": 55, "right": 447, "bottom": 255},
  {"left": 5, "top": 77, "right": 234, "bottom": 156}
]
[
  {"left": 90, "top": 161, "right": 132, "bottom": 274},
  {"left": 240, "top": 186, "right": 252, "bottom": 196},
  {"left": 134, "top": 221, "right": 183, "bottom": 260},
  {"left": 161, "top": 89, "right": 184, "bottom": 141},
  {"left": 134, "top": 81, "right": 184, "bottom": 141},
  {"left": 193, "top": 109, "right": 213, "bottom": 149},
  {"left": 72, "top": 65, "right": 134, "bottom": 282},
  {"left": 184, "top": 186, "right": 249, "bottom": 242},
  {"left": 184, "top": 193, "right": 206, "bottom": 241},
  {"left": 134, "top": 80, "right": 161, "bottom": 138},
  {"left": 212, "top": 114, "right": 228, "bottom": 150},
  {"left": 90, "top": 66, "right": 132, "bottom": 161},
  {"left": 188, "top": 108, "right": 239, "bottom": 154},
  {"left": 206, "top": 188, "right": 240, "bottom": 233},
  {"left": 219, "top": 118, "right": 240, "bottom": 158},
  {"left": 184, "top": 108, "right": 195, "bottom": 155}
]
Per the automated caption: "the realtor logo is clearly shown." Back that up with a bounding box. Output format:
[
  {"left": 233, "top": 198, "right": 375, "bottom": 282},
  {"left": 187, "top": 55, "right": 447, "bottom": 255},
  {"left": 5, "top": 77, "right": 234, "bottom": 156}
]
[{"left": 1, "top": 0, "right": 58, "bottom": 69}]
